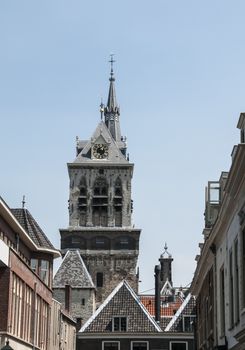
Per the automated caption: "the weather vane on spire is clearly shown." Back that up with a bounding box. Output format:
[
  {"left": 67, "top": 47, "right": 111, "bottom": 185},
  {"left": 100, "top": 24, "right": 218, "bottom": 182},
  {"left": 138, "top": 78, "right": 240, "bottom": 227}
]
[
  {"left": 22, "top": 195, "right": 26, "bottom": 209},
  {"left": 109, "top": 53, "right": 115, "bottom": 76}
]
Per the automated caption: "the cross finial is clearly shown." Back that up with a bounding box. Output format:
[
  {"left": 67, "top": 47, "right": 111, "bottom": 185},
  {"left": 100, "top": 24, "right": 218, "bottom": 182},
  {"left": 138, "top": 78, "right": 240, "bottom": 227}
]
[{"left": 109, "top": 54, "right": 115, "bottom": 77}]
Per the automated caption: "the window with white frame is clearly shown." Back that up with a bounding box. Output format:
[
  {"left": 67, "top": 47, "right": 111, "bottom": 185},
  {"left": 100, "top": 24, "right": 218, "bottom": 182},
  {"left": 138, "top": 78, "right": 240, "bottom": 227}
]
[
  {"left": 112, "top": 316, "right": 127, "bottom": 331},
  {"left": 102, "top": 341, "right": 120, "bottom": 350},
  {"left": 131, "top": 341, "right": 148, "bottom": 350},
  {"left": 170, "top": 341, "right": 187, "bottom": 350},
  {"left": 183, "top": 315, "right": 196, "bottom": 332}
]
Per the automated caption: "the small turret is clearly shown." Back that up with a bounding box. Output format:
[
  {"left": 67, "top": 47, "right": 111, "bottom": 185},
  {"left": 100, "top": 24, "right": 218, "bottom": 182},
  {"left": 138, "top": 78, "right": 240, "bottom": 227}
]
[{"left": 159, "top": 243, "right": 174, "bottom": 289}]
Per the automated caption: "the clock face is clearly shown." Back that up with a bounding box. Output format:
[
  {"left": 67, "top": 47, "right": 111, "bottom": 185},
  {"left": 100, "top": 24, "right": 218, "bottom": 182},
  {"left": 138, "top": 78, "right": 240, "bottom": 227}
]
[{"left": 93, "top": 144, "right": 109, "bottom": 159}]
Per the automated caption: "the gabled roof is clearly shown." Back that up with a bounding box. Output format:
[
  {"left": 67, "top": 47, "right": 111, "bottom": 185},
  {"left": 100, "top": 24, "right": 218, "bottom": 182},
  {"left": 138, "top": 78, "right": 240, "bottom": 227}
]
[
  {"left": 80, "top": 280, "right": 162, "bottom": 333},
  {"left": 161, "top": 279, "right": 174, "bottom": 296},
  {"left": 53, "top": 250, "right": 95, "bottom": 289},
  {"left": 71, "top": 121, "right": 128, "bottom": 165},
  {"left": 11, "top": 208, "right": 55, "bottom": 250},
  {"left": 164, "top": 294, "right": 196, "bottom": 332},
  {"left": 140, "top": 293, "right": 196, "bottom": 333}
]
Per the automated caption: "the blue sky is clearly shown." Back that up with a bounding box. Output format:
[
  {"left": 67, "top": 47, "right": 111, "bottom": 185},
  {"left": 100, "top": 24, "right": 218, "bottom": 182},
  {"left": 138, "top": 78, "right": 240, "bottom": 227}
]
[{"left": 0, "top": 1, "right": 244, "bottom": 292}]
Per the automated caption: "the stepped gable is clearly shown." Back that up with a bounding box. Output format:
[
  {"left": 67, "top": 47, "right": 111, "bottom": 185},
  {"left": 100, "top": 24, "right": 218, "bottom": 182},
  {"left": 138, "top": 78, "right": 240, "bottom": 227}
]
[
  {"left": 80, "top": 280, "right": 161, "bottom": 333},
  {"left": 53, "top": 250, "right": 95, "bottom": 288},
  {"left": 11, "top": 208, "right": 55, "bottom": 249}
]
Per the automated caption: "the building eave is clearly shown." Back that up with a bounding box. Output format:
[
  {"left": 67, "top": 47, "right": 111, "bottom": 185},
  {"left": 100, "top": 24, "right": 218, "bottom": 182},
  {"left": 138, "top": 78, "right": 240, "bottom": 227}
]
[
  {"left": 0, "top": 198, "right": 60, "bottom": 258},
  {"left": 77, "top": 332, "right": 195, "bottom": 339}
]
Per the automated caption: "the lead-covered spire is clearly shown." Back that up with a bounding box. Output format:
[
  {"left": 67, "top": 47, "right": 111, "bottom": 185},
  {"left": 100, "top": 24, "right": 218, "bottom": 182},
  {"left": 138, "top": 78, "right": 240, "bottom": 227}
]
[{"left": 104, "top": 55, "right": 121, "bottom": 141}]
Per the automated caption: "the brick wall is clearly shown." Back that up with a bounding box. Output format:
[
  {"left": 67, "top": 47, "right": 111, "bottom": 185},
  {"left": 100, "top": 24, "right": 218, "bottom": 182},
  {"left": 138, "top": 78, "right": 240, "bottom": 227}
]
[{"left": 0, "top": 266, "right": 10, "bottom": 331}]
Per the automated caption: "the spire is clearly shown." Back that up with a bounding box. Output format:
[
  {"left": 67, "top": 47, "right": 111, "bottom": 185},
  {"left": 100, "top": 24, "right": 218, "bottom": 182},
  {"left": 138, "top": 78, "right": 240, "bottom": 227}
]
[
  {"left": 107, "top": 55, "right": 117, "bottom": 109},
  {"left": 104, "top": 54, "right": 121, "bottom": 141}
]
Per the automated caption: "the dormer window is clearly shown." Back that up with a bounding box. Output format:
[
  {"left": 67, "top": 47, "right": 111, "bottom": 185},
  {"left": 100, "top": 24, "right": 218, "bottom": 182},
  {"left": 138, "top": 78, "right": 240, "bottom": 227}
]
[
  {"left": 112, "top": 316, "right": 127, "bottom": 331},
  {"left": 183, "top": 315, "right": 196, "bottom": 332}
]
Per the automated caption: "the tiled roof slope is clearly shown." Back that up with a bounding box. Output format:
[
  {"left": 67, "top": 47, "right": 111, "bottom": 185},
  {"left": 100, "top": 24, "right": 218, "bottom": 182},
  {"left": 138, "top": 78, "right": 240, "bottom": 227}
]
[
  {"left": 80, "top": 280, "right": 161, "bottom": 333},
  {"left": 165, "top": 294, "right": 196, "bottom": 332},
  {"left": 11, "top": 208, "right": 55, "bottom": 250},
  {"left": 140, "top": 294, "right": 196, "bottom": 332},
  {"left": 53, "top": 250, "right": 95, "bottom": 289},
  {"left": 140, "top": 295, "right": 183, "bottom": 317}
]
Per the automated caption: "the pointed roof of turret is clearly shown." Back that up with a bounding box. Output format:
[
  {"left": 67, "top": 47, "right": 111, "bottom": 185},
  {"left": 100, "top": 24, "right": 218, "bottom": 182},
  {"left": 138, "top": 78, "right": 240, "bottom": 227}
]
[{"left": 53, "top": 250, "right": 95, "bottom": 289}]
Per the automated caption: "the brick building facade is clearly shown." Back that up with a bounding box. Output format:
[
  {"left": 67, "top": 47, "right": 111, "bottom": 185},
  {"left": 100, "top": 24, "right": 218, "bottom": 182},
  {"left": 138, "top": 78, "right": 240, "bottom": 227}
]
[{"left": 0, "top": 197, "right": 76, "bottom": 350}]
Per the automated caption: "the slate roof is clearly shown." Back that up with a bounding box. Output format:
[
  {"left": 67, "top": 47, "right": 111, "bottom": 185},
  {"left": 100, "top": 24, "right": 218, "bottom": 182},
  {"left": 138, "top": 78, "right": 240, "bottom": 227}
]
[
  {"left": 53, "top": 250, "right": 95, "bottom": 289},
  {"left": 72, "top": 121, "right": 128, "bottom": 165},
  {"left": 11, "top": 208, "right": 55, "bottom": 250},
  {"left": 80, "top": 280, "right": 161, "bottom": 333}
]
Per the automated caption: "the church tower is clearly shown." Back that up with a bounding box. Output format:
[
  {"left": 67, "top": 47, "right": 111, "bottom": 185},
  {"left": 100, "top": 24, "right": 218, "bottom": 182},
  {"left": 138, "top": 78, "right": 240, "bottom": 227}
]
[{"left": 60, "top": 59, "right": 141, "bottom": 304}]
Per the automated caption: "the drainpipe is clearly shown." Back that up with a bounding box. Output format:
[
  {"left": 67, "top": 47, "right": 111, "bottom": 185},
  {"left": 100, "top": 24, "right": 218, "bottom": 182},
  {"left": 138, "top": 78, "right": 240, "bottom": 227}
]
[
  {"left": 33, "top": 282, "right": 37, "bottom": 350},
  {"left": 154, "top": 264, "right": 161, "bottom": 323}
]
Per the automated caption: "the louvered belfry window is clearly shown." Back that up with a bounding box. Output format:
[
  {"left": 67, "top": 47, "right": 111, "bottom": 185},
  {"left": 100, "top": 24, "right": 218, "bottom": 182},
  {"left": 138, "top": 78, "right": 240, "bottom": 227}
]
[
  {"left": 114, "top": 177, "right": 122, "bottom": 227},
  {"left": 92, "top": 177, "right": 108, "bottom": 226}
]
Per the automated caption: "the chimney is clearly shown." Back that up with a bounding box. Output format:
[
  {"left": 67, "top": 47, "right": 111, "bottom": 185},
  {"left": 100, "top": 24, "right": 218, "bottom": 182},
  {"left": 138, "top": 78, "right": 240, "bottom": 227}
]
[
  {"left": 154, "top": 264, "right": 161, "bottom": 323},
  {"left": 237, "top": 112, "right": 245, "bottom": 143},
  {"left": 65, "top": 284, "right": 71, "bottom": 312}
]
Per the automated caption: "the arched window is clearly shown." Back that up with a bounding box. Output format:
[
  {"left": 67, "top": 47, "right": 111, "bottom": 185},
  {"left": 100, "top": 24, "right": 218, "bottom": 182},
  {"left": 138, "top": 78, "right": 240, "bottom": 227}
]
[
  {"left": 114, "top": 178, "right": 122, "bottom": 227},
  {"left": 92, "top": 177, "right": 108, "bottom": 226},
  {"left": 96, "top": 272, "right": 103, "bottom": 287},
  {"left": 78, "top": 177, "right": 87, "bottom": 226}
]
